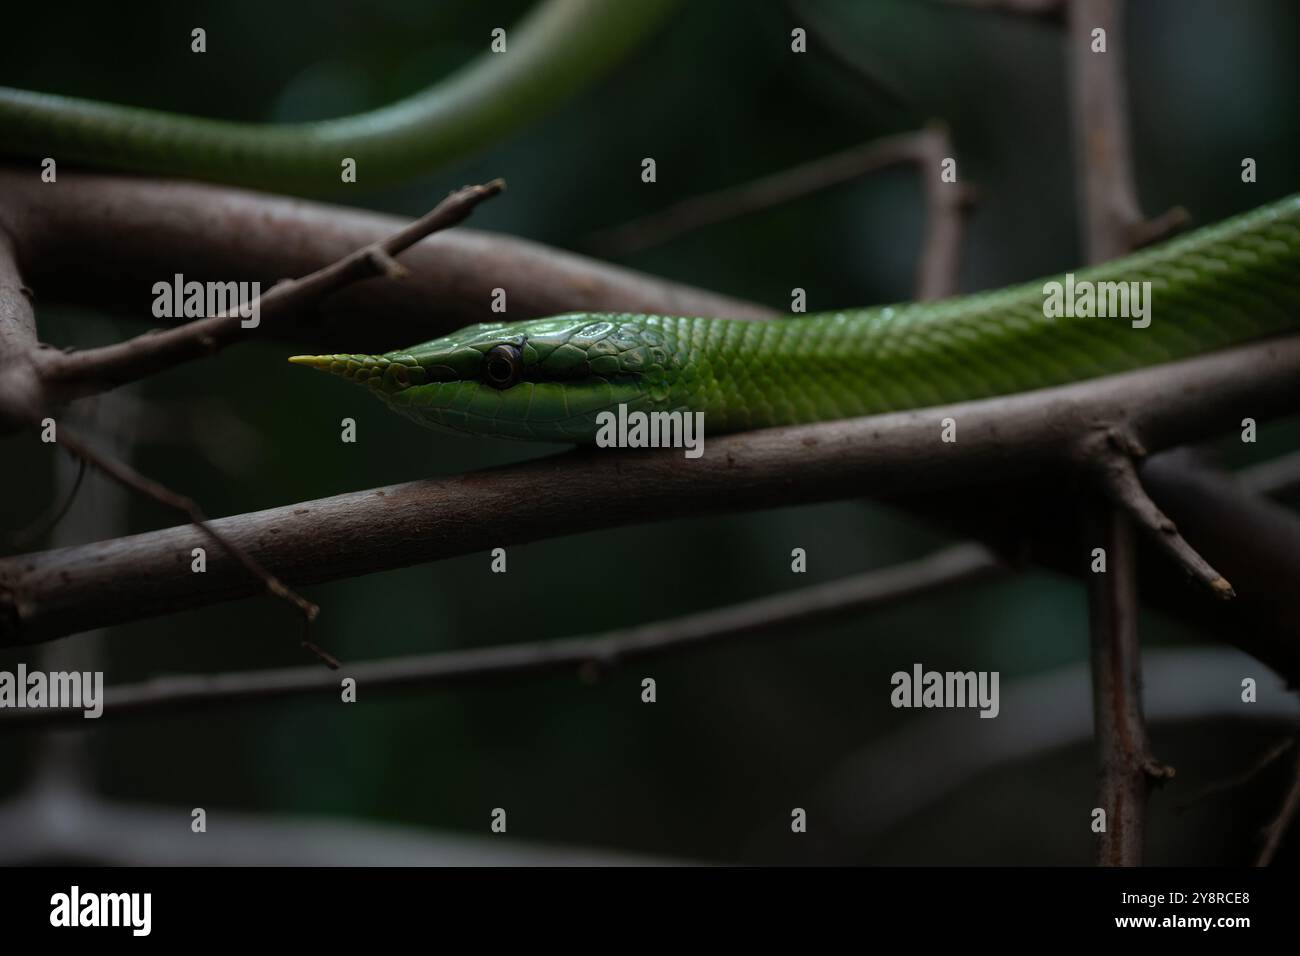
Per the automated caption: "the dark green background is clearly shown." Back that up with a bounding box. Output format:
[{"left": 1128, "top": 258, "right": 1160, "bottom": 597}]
[{"left": 1, "top": 0, "right": 1298, "bottom": 863}]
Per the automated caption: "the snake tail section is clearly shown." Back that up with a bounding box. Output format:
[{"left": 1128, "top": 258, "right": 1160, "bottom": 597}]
[{"left": 0, "top": 0, "right": 680, "bottom": 193}]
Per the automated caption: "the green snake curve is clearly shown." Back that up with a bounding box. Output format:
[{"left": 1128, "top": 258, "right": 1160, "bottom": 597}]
[
  {"left": 0, "top": 0, "right": 679, "bottom": 192},
  {"left": 290, "top": 194, "right": 1300, "bottom": 444},
  {"left": 3, "top": 5, "right": 1295, "bottom": 442}
]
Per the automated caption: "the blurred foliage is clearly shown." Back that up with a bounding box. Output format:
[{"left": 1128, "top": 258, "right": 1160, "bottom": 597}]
[{"left": 1, "top": 0, "right": 1297, "bottom": 863}]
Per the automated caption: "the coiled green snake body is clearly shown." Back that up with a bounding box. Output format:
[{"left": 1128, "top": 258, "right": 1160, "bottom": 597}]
[{"left": 290, "top": 194, "right": 1300, "bottom": 443}]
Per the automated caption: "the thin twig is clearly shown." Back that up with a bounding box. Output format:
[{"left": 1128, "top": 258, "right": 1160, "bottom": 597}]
[
  {"left": 54, "top": 425, "right": 337, "bottom": 669},
  {"left": 1255, "top": 740, "right": 1300, "bottom": 866},
  {"left": 1087, "top": 502, "right": 1174, "bottom": 867},
  {"left": 589, "top": 127, "right": 975, "bottom": 259},
  {"left": 1083, "top": 427, "right": 1234, "bottom": 598},
  {"left": 0, "top": 543, "right": 1000, "bottom": 729},
  {"left": 1176, "top": 738, "right": 1294, "bottom": 811},
  {"left": 1128, "top": 205, "right": 1191, "bottom": 249},
  {"left": 34, "top": 180, "right": 505, "bottom": 403}
]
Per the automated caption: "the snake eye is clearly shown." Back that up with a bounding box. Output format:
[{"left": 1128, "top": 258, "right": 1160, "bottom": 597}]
[{"left": 483, "top": 343, "right": 524, "bottom": 389}]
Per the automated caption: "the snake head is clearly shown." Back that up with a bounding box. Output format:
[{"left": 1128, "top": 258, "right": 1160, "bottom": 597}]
[{"left": 290, "top": 313, "right": 674, "bottom": 442}]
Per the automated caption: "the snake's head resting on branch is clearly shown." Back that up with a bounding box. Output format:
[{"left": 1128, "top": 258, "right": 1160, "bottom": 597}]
[{"left": 289, "top": 313, "right": 675, "bottom": 442}]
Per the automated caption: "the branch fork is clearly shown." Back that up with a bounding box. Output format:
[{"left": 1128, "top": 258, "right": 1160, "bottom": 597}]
[{"left": 1079, "top": 424, "right": 1235, "bottom": 599}]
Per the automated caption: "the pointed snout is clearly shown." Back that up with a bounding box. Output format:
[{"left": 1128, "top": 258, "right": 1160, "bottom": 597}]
[{"left": 288, "top": 353, "right": 417, "bottom": 392}]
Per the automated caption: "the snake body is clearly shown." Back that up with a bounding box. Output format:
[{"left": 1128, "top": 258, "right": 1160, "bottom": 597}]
[
  {"left": 0, "top": 0, "right": 679, "bottom": 192},
  {"left": 290, "top": 194, "right": 1300, "bottom": 443},
  {"left": 4, "top": 4, "right": 1296, "bottom": 440}
]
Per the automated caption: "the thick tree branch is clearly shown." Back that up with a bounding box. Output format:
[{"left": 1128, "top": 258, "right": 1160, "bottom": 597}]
[
  {"left": 2, "top": 182, "right": 505, "bottom": 426},
  {"left": 0, "top": 232, "right": 41, "bottom": 428},
  {"left": 2, "top": 169, "right": 1296, "bottom": 683},
  {"left": 2, "top": 334, "right": 1296, "bottom": 647},
  {"left": 0, "top": 230, "right": 35, "bottom": 354},
  {"left": 1, "top": 185, "right": 515, "bottom": 664},
  {"left": 31, "top": 181, "right": 504, "bottom": 406},
  {"left": 0, "top": 169, "right": 776, "bottom": 358}
]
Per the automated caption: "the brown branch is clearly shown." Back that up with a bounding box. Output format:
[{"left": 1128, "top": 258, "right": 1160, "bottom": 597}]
[
  {"left": 0, "top": 543, "right": 1001, "bottom": 730},
  {"left": 53, "top": 426, "right": 337, "bottom": 669},
  {"left": 0, "top": 231, "right": 36, "bottom": 355},
  {"left": 1081, "top": 427, "right": 1233, "bottom": 598},
  {"left": 0, "top": 184, "right": 514, "bottom": 664},
  {"left": 1133, "top": 453, "right": 1300, "bottom": 687},
  {"left": 1087, "top": 502, "right": 1174, "bottom": 867},
  {"left": 0, "top": 168, "right": 776, "bottom": 354},
  {"left": 2, "top": 333, "right": 1296, "bottom": 648},
  {"left": 0, "top": 231, "right": 41, "bottom": 429},
  {"left": 2, "top": 171, "right": 1296, "bottom": 684},
  {"left": 1068, "top": 0, "right": 1187, "bottom": 261},
  {"left": 1256, "top": 739, "right": 1300, "bottom": 866},
  {"left": 899, "top": 447, "right": 1300, "bottom": 688},
  {"left": 588, "top": 126, "right": 976, "bottom": 269},
  {"left": 0, "top": 182, "right": 512, "bottom": 664},
  {"left": 1067, "top": 0, "right": 1200, "bottom": 868},
  {"left": 25, "top": 180, "right": 505, "bottom": 410},
  {"left": 912, "top": 125, "right": 976, "bottom": 300}
]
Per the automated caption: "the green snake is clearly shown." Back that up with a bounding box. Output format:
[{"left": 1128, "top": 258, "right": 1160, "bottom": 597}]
[
  {"left": 290, "top": 194, "right": 1300, "bottom": 443},
  {"left": 0, "top": 0, "right": 680, "bottom": 192},
  {"left": 3, "top": 2, "right": 1296, "bottom": 442}
]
